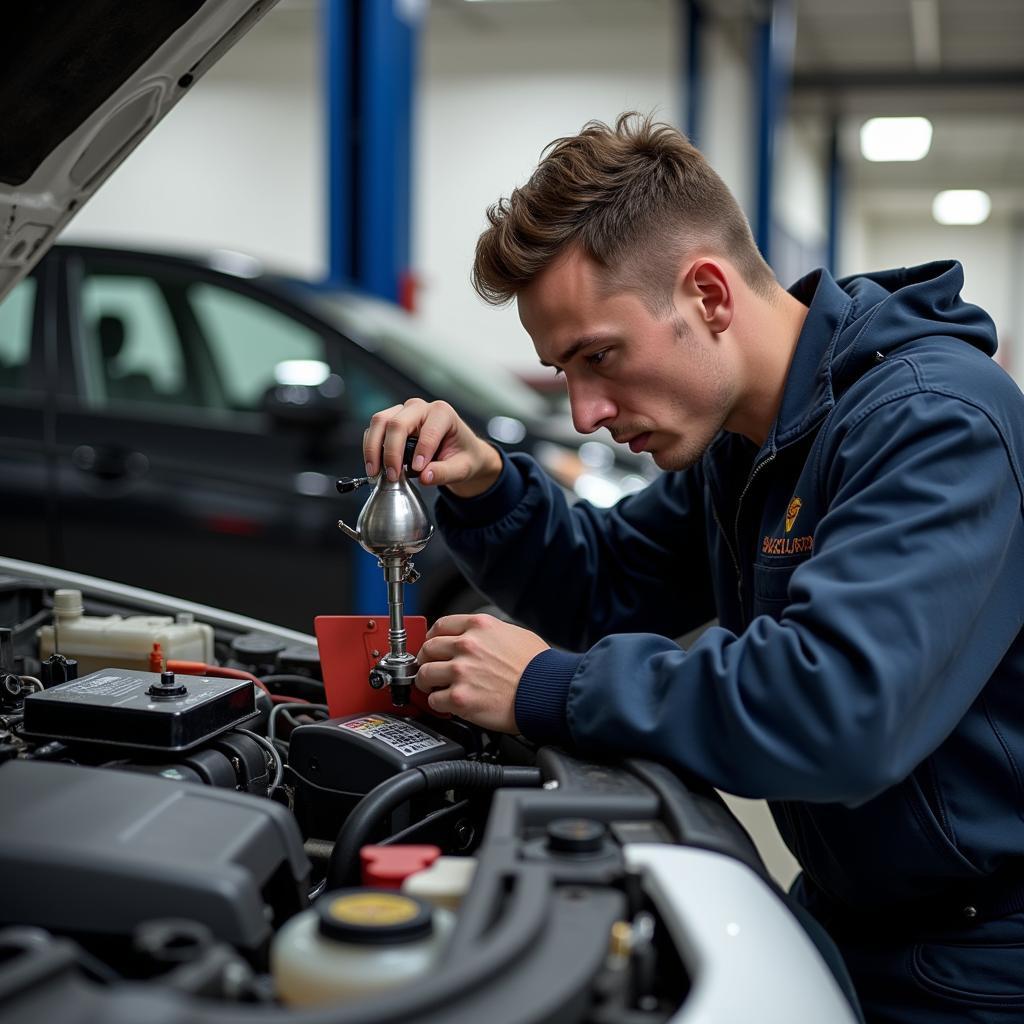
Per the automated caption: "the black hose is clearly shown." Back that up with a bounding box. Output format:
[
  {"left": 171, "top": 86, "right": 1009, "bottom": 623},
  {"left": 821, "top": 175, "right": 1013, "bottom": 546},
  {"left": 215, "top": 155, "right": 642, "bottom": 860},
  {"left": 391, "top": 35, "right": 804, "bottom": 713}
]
[
  {"left": 258, "top": 673, "right": 325, "bottom": 702},
  {"left": 326, "top": 760, "right": 542, "bottom": 889}
]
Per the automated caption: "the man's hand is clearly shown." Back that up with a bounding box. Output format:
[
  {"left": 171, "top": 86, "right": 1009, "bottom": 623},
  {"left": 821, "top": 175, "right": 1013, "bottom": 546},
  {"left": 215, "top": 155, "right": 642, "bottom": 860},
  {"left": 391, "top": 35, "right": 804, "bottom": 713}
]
[
  {"left": 363, "top": 398, "right": 503, "bottom": 498},
  {"left": 415, "top": 614, "right": 549, "bottom": 733}
]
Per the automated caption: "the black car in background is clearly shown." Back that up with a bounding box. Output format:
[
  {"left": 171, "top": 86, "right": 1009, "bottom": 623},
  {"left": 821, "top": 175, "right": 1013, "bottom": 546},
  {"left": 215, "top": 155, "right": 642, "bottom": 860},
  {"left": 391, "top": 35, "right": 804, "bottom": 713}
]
[{"left": 0, "top": 243, "right": 652, "bottom": 631}]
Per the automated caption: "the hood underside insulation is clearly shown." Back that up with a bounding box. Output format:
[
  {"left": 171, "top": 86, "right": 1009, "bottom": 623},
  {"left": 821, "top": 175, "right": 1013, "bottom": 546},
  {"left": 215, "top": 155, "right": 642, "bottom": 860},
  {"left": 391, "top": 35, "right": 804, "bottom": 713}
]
[{"left": 1, "top": 1, "right": 207, "bottom": 187}]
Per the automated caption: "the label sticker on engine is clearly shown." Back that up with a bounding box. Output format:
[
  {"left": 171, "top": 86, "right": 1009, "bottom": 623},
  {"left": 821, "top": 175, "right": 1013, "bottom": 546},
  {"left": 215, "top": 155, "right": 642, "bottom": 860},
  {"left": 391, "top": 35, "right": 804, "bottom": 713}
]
[
  {"left": 339, "top": 715, "right": 445, "bottom": 756},
  {"left": 63, "top": 674, "right": 142, "bottom": 698}
]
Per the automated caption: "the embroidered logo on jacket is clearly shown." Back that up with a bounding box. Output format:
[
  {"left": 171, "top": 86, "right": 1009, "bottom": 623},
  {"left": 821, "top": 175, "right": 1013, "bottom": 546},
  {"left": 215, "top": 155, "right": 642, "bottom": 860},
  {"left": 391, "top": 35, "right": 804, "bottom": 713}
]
[
  {"left": 785, "top": 497, "right": 802, "bottom": 533},
  {"left": 762, "top": 534, "right": 813, "bottom": 556},
  {"left": 763, "top": 496, "right": 813, "bottom": 555}
]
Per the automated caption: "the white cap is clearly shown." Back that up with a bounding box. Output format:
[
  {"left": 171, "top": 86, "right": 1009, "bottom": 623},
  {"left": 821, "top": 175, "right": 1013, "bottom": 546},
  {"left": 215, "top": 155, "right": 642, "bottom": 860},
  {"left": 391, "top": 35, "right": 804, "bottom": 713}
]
[{"left": 53, "top": 589, "right": 84, "bottom": 619}]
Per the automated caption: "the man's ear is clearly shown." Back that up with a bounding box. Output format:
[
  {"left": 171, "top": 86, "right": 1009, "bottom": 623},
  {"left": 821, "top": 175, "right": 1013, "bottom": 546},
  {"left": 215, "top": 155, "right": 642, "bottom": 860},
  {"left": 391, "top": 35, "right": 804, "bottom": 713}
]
[{"left": 680, "top": 259, "right": 733, "bottom": 334}]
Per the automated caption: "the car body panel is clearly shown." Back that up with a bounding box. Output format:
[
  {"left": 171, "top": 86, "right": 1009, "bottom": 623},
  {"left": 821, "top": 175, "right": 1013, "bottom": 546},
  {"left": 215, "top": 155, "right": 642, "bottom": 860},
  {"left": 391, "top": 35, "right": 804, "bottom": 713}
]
[{"left": 0, "top": 1, "right": 283, "bottom": 303}]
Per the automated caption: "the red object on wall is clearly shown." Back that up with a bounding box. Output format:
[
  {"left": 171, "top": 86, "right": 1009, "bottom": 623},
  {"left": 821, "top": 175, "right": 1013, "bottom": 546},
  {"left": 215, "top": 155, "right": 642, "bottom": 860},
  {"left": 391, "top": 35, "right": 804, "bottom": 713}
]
[
  {"left": 398, "top": 269, "right": 419, "bottom": 312},
  {"left": 360, "top": 845, "right": 441, "bottom": 889},
  {"left": 315, "top": 615, "right": 429, "bottom": 718}
]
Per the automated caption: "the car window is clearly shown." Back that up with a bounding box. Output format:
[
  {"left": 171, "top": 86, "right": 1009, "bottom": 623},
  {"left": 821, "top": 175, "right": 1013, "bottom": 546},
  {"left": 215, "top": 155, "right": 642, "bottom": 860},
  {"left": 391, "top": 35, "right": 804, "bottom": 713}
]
[
  {"left": 306, "top": 289, "right": 549, "bottom": 422},
  {"left": 187, "top": 281, "right": 402, "bottom": 421},
  {"left": 186, "top": 282, "right": 326, "bottom": 410},
  {"left": 80, "top": 273, "right": 188, "bottom": 406},
  {"left": 0, "top": 277, "right": 36, "bottom": 391},
  {"left": 77, "top": 263, "right": 404, "bottom": 423}
]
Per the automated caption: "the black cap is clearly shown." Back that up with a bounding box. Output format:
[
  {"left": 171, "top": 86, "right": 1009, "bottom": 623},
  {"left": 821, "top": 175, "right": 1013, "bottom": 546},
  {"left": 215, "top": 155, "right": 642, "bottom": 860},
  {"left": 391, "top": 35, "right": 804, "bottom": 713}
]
[
  {"left": 546, "top": 818, "right": 607, "bottom": 855},
  {"left": 147, "top": 670, "right": 188, "bottom": 700},
  {"left": 230, "top": 632, "right": 286, "bottom": 663},
  {"left": 316, "top": 890, "right": 434, "bottom": 946}
]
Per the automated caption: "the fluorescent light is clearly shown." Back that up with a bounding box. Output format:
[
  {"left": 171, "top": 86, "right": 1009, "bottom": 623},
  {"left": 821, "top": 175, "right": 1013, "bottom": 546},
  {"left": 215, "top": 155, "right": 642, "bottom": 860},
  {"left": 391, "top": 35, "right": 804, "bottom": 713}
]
[
  {"left": 932, "top": 190, "right": 992, "bottom": 226},
  {"left": 860, "top": 117, "right": 933, "bottom": 162}
]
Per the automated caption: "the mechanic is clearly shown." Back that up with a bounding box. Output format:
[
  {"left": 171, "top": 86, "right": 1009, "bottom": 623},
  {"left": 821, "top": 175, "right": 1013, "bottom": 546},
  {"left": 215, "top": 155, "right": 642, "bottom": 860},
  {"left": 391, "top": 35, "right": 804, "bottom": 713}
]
[{"left": 363, "top": 114, "right": 1024, "bottom": 1024}]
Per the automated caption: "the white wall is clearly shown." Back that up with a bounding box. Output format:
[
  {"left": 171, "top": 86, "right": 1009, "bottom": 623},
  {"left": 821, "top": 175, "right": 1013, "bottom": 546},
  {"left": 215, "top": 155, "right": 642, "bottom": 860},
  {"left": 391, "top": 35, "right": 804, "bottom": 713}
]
[
  {"left": 699, "top": 17, "right": 756, "bottom": 219},
  {"left": 61, "top": 3, "right": 325, "bottom": 280},
  {"left": 414, "top": 4, "right": 681, "bottom": 375},
  {"left": 842, "top": 195, "right": 1022, "bottom": 378}
]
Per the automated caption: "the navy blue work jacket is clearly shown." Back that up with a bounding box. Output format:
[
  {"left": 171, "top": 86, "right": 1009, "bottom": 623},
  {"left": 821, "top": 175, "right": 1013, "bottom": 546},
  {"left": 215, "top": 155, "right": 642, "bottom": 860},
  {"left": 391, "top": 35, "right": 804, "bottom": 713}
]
[{"left": 436, "top": 262, "right": 1024, "bottom": 913}]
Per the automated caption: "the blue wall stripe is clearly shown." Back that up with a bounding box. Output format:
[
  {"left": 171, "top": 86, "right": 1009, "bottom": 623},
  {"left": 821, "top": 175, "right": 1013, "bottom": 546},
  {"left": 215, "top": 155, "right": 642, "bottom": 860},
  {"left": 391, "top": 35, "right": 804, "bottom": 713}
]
[
  {"left": 684, "top": 0, "right": 702, "bottom": 147},
  {"left": 754, "top": 0, "right": 796, "bottom": 269},
  {"left": 827, "top": 115, "right": 841, "bottom": 277}
]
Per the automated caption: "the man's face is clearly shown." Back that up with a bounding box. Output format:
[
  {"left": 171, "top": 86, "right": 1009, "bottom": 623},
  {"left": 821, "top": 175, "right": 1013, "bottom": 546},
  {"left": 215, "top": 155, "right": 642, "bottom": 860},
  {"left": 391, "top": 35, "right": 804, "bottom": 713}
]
[{"left": 518, "top": 247, "right": 739, "bottom": 471}]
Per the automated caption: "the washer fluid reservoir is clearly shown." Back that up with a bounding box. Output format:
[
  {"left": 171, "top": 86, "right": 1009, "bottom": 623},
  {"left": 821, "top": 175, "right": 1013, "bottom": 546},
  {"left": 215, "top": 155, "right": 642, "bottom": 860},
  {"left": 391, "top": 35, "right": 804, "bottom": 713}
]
[
  {"left": 37, "top": 589, "right": 214, "bottom": 675},
  {"left": 271, "top": 889, "right": 454, "bottom": 1007}
]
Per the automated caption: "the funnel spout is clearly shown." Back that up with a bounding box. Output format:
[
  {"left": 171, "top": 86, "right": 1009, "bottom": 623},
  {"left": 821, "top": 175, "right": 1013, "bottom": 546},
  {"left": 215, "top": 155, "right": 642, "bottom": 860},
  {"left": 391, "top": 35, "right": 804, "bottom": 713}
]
[{"left": 337, "top": 518, "right": 360, "bottom": 543}]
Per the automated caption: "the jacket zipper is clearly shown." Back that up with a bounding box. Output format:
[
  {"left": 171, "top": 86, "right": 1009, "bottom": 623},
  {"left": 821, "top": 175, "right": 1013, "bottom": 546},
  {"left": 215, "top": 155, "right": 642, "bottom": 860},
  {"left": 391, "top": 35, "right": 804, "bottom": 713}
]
[
  {"left": 710, "top": 499, "right": 742, "bottom": 602},
  {"left": 731, "top": 452, "right": 777, "bottom": 624}
]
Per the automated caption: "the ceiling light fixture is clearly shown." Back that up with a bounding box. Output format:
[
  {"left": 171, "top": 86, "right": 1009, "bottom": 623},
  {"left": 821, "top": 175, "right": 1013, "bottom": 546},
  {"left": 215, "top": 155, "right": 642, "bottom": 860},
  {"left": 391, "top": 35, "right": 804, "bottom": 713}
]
[
  {"left": 859, "top": 117, "right": 933, "bottom": 162},
  {"left": 932, "top": 190, "right": 992, "bottom": 226}
]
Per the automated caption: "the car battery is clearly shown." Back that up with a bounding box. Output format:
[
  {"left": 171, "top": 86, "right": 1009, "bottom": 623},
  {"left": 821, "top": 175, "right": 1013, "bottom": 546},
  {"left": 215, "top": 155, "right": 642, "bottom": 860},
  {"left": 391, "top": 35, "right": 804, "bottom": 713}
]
[
  {"left": 288, "top": 712, "right": 465, "bottom": 840},
  {"left": 22, "top": 668, "right": 257, "bottom": 751}
]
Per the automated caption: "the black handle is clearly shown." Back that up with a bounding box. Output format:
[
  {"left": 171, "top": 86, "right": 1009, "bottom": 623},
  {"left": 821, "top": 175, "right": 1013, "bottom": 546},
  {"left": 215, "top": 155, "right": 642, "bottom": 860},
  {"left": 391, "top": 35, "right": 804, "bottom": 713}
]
[
  {"left": 336, "top": 477, "right": 366, "bottom": 494},
  {"left": 403, "top": 436, "right": 422, "bottom": 479},
  {"left": 72, "top": 445, "right": 149, "bottom": 482},
  {"left": 337, "top": 436, "right": 424, "bottom": 494}
]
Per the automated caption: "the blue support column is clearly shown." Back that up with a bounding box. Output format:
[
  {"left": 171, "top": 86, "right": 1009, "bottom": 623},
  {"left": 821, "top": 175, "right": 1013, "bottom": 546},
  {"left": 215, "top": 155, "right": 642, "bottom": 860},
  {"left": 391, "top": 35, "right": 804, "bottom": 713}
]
[
  {"left": 323, "top": 0, "right": 423, "bottom": 613},
  {"left": 683, "top": 0, "right": 703, "bottom": 147},
  {"left": 323, "top": 0, "right": 422, "bottom": 300},
  {"left": 753, "top": 0, "right": 795, "bottom": 268},
  {"left": 358, "top": 0, "right": 418, "bottom": 305}
]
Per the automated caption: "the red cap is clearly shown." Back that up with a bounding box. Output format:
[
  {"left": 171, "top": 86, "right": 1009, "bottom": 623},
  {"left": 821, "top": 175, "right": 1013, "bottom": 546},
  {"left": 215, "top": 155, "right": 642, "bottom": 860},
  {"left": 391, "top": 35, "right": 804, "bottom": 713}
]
[{"left": 360, "top": 845, "right": 441, "bottom": 889}]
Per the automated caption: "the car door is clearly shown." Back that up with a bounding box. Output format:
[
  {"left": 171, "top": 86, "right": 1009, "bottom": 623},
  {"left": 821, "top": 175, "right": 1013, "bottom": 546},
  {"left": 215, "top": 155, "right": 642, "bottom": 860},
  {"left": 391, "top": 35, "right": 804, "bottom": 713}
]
[
  {"left": 52, "top": 248, "right": 406, "bottom": 632},
  {"left": 0, "top": 259, "right": 56, "bottom": 568}
]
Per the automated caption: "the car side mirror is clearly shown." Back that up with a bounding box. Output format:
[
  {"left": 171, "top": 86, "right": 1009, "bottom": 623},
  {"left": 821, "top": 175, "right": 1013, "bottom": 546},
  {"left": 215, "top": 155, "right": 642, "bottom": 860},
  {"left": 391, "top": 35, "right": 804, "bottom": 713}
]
[{"left": 262, "top": 373, "right": 347, "bottom": 429}]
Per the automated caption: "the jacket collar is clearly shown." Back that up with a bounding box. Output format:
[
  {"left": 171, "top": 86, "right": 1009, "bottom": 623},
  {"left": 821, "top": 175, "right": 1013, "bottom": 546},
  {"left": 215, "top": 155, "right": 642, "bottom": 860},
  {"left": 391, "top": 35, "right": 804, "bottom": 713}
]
[{"left": 767, "top": 268, "right": 853, "bottom": 451}]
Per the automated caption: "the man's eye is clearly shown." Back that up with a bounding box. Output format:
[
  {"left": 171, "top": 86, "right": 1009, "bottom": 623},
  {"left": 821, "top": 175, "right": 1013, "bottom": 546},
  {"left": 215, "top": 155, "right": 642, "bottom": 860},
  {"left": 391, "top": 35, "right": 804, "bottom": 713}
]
[{"left": 586, "top": 350, "right": 608, "bottom": 367}]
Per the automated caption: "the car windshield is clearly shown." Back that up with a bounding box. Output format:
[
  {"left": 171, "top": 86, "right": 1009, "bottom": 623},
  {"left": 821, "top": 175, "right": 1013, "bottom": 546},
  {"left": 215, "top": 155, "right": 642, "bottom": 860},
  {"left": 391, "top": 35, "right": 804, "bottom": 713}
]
[{"left": 304, "top": 289, "right": 548, "bottom": 422}]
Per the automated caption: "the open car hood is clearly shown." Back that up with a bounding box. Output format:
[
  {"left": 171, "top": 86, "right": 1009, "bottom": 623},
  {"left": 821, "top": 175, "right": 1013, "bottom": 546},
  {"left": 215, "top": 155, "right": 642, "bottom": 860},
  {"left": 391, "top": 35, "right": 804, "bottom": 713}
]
[{"left": 0, "top": 0, "right": 281, "bottom": 303}]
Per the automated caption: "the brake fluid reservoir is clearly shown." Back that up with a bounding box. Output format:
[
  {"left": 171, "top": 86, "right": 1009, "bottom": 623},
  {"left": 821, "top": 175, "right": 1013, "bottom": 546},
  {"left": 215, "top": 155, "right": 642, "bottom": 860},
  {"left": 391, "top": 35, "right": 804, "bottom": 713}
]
[
  {"left": 37, "top": 589, "right": 214, "bottom": 675},
  {"left": 271, "top": 890, "right": 454, "bottom": 1007}
]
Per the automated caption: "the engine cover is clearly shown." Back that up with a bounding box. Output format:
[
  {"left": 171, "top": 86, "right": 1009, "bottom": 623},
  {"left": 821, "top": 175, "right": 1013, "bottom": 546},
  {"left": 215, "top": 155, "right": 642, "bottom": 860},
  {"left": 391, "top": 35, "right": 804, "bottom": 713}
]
[{"left": 0, "top": 760, "right": 310, "bottom": 951}]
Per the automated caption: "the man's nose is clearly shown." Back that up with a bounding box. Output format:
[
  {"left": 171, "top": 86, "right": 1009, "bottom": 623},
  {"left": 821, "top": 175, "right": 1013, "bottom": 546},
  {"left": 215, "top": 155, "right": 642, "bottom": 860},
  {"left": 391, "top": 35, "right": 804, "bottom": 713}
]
[{"left": 568, "top": 385, "right": 616, "bottom": 435}]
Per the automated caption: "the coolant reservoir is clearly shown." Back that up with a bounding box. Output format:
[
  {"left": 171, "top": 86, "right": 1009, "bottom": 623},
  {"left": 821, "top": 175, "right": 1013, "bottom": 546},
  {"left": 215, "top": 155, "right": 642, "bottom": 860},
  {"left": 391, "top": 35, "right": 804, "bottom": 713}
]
[
  {"left": 37, "top": 589, "right": 214, "bottom": 675},
  {"left": 271, "top": 890, "right": 454, "bottom": 1007}
]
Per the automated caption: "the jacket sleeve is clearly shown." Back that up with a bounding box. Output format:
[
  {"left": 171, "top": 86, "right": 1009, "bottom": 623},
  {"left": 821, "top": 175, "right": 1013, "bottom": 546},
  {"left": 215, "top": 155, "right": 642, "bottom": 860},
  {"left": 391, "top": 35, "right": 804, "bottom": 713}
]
[
  {"left": 435, "top": 451, "right": 717, "bottom": 650},
  {"left": 517, "top": 392, "right": 1024, "bottom": 806}
]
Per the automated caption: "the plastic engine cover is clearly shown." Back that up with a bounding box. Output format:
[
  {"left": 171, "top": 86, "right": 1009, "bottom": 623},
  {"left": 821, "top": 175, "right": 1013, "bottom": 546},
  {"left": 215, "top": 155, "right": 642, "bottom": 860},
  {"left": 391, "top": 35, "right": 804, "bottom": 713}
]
[{"left": 0, "top": 760, "right": 310, "bottom": 950}]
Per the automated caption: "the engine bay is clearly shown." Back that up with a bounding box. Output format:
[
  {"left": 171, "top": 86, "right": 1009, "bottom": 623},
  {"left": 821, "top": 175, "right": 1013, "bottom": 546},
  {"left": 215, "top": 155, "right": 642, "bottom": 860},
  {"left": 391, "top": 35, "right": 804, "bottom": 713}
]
[{"left": 0, "top": 564, "right": 860, "bottom": 1023}]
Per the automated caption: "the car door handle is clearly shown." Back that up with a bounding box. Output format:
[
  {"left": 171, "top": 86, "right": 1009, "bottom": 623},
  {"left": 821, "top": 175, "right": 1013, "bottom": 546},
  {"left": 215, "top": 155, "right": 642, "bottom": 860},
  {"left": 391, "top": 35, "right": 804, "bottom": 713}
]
[{"left": 72, "top": 445, "right": 150, "bottom": 482}]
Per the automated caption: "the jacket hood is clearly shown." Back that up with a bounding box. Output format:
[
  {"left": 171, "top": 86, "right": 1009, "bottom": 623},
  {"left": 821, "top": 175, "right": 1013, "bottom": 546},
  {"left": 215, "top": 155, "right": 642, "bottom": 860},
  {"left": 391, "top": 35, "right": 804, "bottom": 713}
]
[
  {"left": 834, "top": 259, "right": 997, "bottom": 362},
  {"left": 774, "top": 261, "right": 998, "bottom": 447}
]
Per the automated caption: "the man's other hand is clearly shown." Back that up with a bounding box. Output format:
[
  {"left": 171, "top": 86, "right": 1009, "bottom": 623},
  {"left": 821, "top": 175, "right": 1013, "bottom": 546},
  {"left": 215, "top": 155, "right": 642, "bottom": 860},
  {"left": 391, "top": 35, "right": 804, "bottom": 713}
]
[
  {"left": 363, "top": 397, "right": 503, "bottom": 498},
  {"left": 415, "top": 614, "right": 549, "bottom": 733}
]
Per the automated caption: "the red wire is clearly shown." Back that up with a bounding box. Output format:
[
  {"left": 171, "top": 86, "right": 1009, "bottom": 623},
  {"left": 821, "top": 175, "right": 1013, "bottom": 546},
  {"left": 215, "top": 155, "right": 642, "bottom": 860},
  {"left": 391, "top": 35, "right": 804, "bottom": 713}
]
[{"left": 166, "top": 660, "right": 310, "bottom": 704}]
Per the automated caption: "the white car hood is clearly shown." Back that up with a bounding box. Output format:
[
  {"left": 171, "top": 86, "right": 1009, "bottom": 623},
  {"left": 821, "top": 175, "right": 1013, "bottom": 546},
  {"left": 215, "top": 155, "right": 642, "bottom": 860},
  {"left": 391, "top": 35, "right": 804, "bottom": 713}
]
[{"left": 0, "top": 0, "right": 281, "bottom": 303}]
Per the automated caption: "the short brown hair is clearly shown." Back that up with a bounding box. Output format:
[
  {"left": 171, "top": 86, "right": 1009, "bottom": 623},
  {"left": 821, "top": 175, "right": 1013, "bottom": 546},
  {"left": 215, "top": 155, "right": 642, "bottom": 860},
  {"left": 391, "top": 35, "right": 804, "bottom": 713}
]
[{"left": 472, "top": 112, "right": 776, "bottom": 310}]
